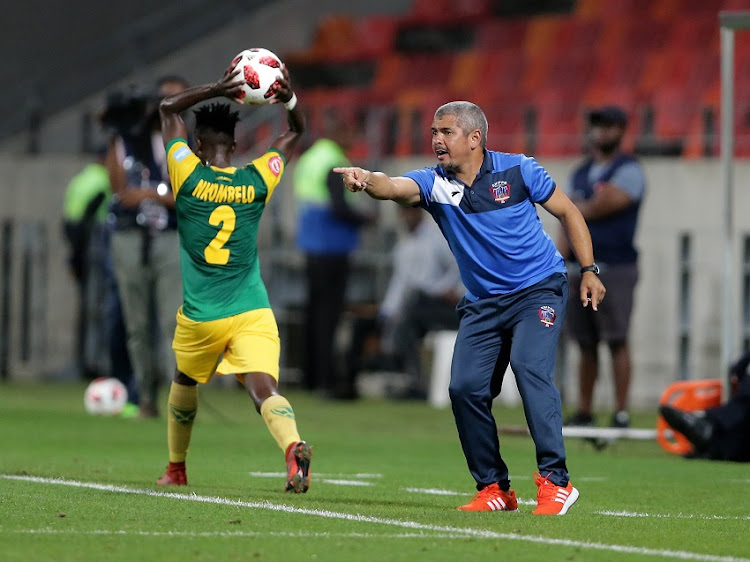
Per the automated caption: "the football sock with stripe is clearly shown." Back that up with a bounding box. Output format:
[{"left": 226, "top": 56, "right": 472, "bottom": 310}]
[
  {"left": 260, "top": 394, "right": 301, "bottom": 451},
  {"left": 166, "top": 381, "right": 198, "bottom": 463}
]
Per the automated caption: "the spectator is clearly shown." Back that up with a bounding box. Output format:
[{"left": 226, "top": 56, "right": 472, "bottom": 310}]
[
  {"left": 660, "top": 351, "right": 750, "bottom": 462},
  {"left": 103, "top": 75, "right": 189, "bottom": 418},
  {"left": 561, "top": 105, "right": 646, "bottom": 429},
  {"left": 378, "top": 205, "right": 462, "bottom": 399},
  {"left": 62, "top": 147, "right": 111, "bottom": 379},
  {"left": 335, "top": 101, "right": 605, "bottom": 515},
  {"left": 293, "top": 113, "right": 372, "bottom": 397}
]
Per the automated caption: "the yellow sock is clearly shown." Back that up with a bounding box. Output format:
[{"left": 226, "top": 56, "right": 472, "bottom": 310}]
[
  {"left": 166, "top": 381, "right": 198, "bottom": 463},
  {"left": 260, "top": 394, "right": 301, "bottom": 452}
]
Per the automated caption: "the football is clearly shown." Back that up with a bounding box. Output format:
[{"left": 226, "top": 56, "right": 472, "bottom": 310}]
[
  {"left": 84, "top": 377, "right": 128, "bottom": 416},
  {"left": 230, "top": 48, "right": 284, "bottom": 105}
]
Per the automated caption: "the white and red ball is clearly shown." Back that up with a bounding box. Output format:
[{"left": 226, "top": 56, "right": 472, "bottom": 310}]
[
  {"left": 230, "top": 48, "right": 284, "bottom": 105},
  {"left": 84, "top": 377, "right": 128, "bottom": 416}
]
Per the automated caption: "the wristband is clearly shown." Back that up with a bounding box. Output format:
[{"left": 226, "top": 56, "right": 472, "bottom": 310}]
[{"left": 284, "top": 93, "right": 298, "bottom": 111}]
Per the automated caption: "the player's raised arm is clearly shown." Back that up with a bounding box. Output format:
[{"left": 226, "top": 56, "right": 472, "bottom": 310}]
[
  {"left": 159, "top": 67, "right": 244, "bottom": 146},
  {"left": 268, "top": 65, "right": 305, "bottom": 164},
  {"left": 333, "top": 167, "right": 421, "bottom": 207}
]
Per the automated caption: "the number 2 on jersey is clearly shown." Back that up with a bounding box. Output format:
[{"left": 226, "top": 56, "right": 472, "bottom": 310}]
[{"left": 204, "top": 205, "right": 236, "bottom": 265}]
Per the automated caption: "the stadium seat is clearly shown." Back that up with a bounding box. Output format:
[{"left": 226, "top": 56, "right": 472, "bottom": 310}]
[
  {"left": 352, "top": 16, "right": 398, "bottom": 58},
  {"left": 482, "top": 102, "right": 529, "bottom": 155},
  {"left": 531, "top": 90, "right": 587, "bottom": 157},
  {"left": 405, "top": 0, "right": 489, "bottom": 24},
  {"left": 667, "top": 16, "right": 719, "bottom": 53},
  {"left": 392, "top": 88, "right": 451, "bottom": 156},
  {"left": 656, "top": 379, "right": 723, "bottom": 456},
  {"left": 474, "top": 18, "right": 528, "bottom": 51},
  {"left": 474, "top": 49, "right": 529, "bottom": 95},
  {"left": 574, "top": 0, "right": 604, "bottom": 19},
  {"left": 449, "top": 51, "right": 483, "bottom": 95},
  {"left": 553, "top": 17, "right": 602, "bottom": 57},
  {"left": 308, "top": 14, "right": 357, "bottom": 60},
  {"left": 282, "top": 0, "right": 744, "bottom": 159},
  {"left": 650, "top": 87, "right": 702, "bottom": 142},
  {"left": 522, "top": 15, "right": 562, "bottom": 59},
  {"left": 370, "top": 53, "right": 408, "bottom": 101}
]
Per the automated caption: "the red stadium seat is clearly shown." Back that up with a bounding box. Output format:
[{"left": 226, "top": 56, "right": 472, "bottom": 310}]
[
  {"left": 553, "top": 17, "right": 603, "bottom": 57},
  {"left": 283, "top": 0, "right": 737, "bottom": 158},
  {"left": 482, "top": 104, "right": 528, "bottom": 155},
  {"left": 531, "top": 91, "right": 586, "bottom": 157},
  {"left": 406, "top": 0, "right": 489, "bottom": 24},
  {"left": 352, "top": 16, "right": 398, "bottom": 58},
  {"left": 475, "top": 18, "right": 528, "bottom": 51}
]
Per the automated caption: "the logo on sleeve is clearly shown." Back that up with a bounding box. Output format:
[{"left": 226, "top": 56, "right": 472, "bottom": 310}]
[
  {"left": 538, "top": 305, "right": 556, "bottom": 327},
  {"left": 268, "top": 155, "right": 282, "bottom": 177},
  {"left": 174, "top": 146, "right": 191, "bottom": 162},
  {"left": 490, "top": 180, "right": 511, "bottom": 203}
]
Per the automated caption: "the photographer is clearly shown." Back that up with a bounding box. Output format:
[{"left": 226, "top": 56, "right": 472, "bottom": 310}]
[{"left": 102, "top": 75, "right": 189, "bottom": 418}]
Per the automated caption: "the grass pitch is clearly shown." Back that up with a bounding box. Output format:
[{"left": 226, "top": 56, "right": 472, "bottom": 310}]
[{"left": 0, "top": 380, "right": 748, "bottom": 561}]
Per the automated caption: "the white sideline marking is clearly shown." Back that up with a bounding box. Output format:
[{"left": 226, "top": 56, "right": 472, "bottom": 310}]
[
  {"left": 248, "top": 472, "right": 375, "bottom": 487},
  {"left": 9, "top": 529, "right": 494, "bottom": 539},
  {"left": 598, "top": 510, "right": 750, "bottom": 521},
  {"left": 562, "top": 426, "right": 657, "bottom": 440},
  {"left": 403, "top": 487, "right": 462, "bottom": 496},
  {"left": 2, "top": 475, "right": 748, "bottom": 562},
  {"left": 249, "top": 472, "right": 381, "bottom": 479},
  {"left": 320, "top": 479, "right": 373, "bottom": 487}
]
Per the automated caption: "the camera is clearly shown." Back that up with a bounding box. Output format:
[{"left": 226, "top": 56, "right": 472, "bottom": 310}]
[{"left": 100, "top": 86, "right": 159, "bottom": 138}]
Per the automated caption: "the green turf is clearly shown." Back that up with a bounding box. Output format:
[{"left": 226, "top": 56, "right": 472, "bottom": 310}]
[{"left": 0, "top": 380, "right": 748, "bottom": 561}]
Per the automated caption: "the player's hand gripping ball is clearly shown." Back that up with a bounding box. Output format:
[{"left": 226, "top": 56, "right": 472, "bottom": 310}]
[{"left": 230, "top": 48, "right": 285, "bottom": 105}]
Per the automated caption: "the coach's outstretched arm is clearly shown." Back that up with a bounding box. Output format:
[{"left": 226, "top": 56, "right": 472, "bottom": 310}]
[{"left": 334, "top": 167, "right": 421, "bottom": 207}]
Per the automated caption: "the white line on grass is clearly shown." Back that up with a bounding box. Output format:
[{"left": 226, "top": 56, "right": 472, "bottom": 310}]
[
  {"left": 403, "top": 487, "right": 462, "bottom": 496},
  {"left": 248, "top": 472, "right": 375, "bottom": 487},
  {"left": 2, "top": 475, "right": 748, "bottom": 562},
  {"left": 319, "top": 479, "right": 374, "bottom": 487},
  {"left": 598, "top": 510, "right": 750, "bottom": 521},
  {"left": 249, "top": 472, "right": 382, "bottom": 478},
  {"left": 8, "top": 529, "right": 501, "bottom": 539}
]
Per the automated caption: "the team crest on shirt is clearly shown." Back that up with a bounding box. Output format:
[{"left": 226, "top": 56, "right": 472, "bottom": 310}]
[
  {"left": 538, "top": 305, "right": 556, "bottom": 327},
  {"left": 490, "top": 180, "right": 511, "bottom": 203},
  {"left": 268, "top": 155, "right": 282, "bottom": 176}
]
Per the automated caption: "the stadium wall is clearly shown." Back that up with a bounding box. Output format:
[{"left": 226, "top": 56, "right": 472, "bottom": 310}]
[{"left": 0, "top": 154, "right": 746, "bottom": 411}]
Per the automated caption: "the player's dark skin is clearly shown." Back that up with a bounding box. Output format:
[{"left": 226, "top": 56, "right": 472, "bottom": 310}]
[{"left": 159, "top": 65, "right": 305, "bottom": 412}]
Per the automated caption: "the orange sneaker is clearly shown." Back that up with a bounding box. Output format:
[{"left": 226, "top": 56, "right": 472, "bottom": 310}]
[
  {"left": 285, "top": 441, "right": 312, "bottom": 493},
  {"left": 457, "top": 483, "right": 518, "bottom": 512},
  {"left": 157, "top": 461, "right": 187, "bottom": 486},
  {"left": 532, "top": 472, "right": 578, "bottom": 515}
]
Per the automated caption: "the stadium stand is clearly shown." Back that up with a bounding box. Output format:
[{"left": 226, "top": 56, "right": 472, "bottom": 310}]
[{"left": 285, "top": 0, "right": 750, "bottom": 159}]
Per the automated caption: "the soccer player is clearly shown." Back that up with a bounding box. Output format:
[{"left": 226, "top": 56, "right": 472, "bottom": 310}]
[
  {"left": 155, "top": 65, "right": 312, "bottom": 492},
  {"left": 335, "top": 101, "right": 605, "bottom": 515}
]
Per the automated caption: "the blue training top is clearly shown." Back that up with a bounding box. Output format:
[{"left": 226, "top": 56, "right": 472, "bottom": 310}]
[{"left": 404, "top": 149, "right": 566, "bottom": 301}]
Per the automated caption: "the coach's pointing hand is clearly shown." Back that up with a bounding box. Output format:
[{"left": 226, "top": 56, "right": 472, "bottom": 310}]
[{"left": 334, "top": 167, "right": 370, "bottom": 192}]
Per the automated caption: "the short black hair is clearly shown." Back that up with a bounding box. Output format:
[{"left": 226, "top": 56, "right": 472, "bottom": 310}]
[{"left": 193, "top": 103, "right": 240, "bottom": 139}]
